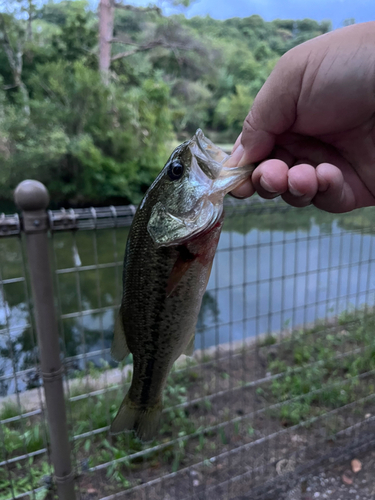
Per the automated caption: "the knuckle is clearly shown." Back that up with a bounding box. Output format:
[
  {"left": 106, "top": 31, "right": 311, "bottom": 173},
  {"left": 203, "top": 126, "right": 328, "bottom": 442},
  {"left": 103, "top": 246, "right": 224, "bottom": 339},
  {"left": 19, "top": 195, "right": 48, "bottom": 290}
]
[{"left": 242, "top": 110, "right": 258, "bottom": 136}]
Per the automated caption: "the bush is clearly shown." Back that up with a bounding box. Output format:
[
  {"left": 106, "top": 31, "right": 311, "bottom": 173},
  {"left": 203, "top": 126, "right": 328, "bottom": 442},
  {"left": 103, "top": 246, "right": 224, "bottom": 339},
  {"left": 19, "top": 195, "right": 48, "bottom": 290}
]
[{"left": 0, "top": 62, "right": 173, "bottom": 206}]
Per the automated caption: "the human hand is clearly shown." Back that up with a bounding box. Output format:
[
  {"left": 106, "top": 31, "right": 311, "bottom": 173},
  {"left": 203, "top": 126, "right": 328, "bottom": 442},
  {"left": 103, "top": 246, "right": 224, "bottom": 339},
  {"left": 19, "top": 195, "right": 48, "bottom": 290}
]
[{"left": 229, "top": 22, "right": 375, "bottom": 213}]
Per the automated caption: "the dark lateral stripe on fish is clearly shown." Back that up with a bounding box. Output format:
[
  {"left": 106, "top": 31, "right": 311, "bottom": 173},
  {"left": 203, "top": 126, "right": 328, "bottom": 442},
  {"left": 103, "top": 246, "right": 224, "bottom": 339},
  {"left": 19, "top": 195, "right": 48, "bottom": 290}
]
[
  {"left": 140, "top": 357, "right": 156, "bottom": 407},
  {"left": 140, "top": 246, "right": 196, "bottom": 405},
  {"left": 138, "top": 272, "right": 166, "bottom": 406}
]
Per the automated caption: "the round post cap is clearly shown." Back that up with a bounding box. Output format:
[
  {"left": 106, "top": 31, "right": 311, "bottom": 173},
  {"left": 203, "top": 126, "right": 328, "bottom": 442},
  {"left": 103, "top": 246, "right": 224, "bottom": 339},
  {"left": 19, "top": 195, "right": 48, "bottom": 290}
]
[{"left": 14, "top": 180, "right": 50, "bottom": 211}]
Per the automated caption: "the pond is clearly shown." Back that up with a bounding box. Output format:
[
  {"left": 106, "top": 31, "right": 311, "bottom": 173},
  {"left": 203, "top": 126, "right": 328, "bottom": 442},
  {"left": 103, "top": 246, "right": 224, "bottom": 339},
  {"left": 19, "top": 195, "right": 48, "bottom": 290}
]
[{"left": 1, "top": 201, "right": 375, "bottom": 395}]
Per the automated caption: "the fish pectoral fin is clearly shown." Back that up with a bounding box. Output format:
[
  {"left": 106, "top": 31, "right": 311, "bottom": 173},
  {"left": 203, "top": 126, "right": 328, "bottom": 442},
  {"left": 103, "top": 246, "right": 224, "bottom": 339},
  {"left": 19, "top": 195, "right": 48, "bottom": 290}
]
[
  {"left": 183, "top": 333, "right": 195, "bottom": 357},
  {"left": 110, "top": 307, "right": 130, "bottom": 362},
  {"left": 167, "top": 247, "right": 197, "bottom": 297},
  {"left": 110, "top": 394, "right": 162, "bottom": 442},
  {"left": 166, "top": 260, "right": 194, "bottom": 297}
]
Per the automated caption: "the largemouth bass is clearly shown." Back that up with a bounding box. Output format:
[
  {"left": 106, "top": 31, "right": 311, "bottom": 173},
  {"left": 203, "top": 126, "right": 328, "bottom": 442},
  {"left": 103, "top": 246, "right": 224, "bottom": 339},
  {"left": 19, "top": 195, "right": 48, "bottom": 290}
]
[{"left": 111, "top": 129, "right": 255, "bottom": 441}]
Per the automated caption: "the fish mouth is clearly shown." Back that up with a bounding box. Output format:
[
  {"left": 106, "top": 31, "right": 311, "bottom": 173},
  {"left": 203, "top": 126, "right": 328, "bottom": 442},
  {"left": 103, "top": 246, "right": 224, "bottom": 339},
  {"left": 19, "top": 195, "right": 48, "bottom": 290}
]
[
  {"left": 193, "top": 129, "right": 228, "bottom": 174},
  {"left": 191, "top": 129, "right": 255, "bottom": 196}
]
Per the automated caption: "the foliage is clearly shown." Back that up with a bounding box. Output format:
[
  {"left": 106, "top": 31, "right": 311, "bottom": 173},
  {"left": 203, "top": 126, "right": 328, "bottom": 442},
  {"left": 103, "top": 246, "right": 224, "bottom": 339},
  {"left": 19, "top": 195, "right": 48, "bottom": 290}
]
[
  {"left": 0, "top": 61, "right": 173, "bottom": 205},
  {"left": 0, "top": 1, "right": 332, "bottom": 207},
  {"left": 1, "top": 306, "right": 374, "bottom": 497},
  {"left": 0, "top": 459, "right": 51, "bottom": 500},
  {"left": 263, "top": 309, "right": 375, "bottom": 426},
  {"left": 224, "top": 200, "right": 375, "bottom": 236}
]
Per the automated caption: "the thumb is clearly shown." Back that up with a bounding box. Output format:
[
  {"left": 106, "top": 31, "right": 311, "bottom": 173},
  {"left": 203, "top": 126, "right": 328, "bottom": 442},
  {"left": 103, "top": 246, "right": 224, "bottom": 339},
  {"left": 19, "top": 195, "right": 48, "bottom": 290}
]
[{"left": 237, "top": 52, "right": 303, "bottom": 166}]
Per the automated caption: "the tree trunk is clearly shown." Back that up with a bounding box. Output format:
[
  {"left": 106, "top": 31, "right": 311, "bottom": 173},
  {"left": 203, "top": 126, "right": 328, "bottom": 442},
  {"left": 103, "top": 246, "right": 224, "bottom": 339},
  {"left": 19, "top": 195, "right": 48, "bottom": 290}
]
[
  {"left": 99, "top": 0, "right": 114, "bottom": 83},
  {"left": 0, "top": 14, "right": 30, "bottom": 115},
  {"left": 27, "top": 0, "right": 33, "bottom": 42}
]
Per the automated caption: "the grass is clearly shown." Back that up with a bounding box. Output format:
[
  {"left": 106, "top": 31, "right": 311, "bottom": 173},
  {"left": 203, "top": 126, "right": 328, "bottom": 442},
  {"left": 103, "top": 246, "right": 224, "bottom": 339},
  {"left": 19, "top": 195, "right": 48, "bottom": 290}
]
[
  {"left": 258, "top": 334, "right": 277, "bottom": 347},
  {"left": 1, "top": 308, "right": 375, "bottom": 498},
  {"left": 0, "top": 460, "right": 52, "bottom": 500},
  {"left": 262, "top": 309, "right": 375, "bottom": 426},
  {"left": 0, "top": 401, "right": 25, "bottom": 421},
  {"left": 0, "top": 401, "right": 47, "bottom": 465}
]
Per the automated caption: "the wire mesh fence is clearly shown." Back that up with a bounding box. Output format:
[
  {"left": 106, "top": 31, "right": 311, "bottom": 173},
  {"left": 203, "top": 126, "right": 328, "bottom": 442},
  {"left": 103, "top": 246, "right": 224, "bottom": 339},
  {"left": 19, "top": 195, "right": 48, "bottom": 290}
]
[{"left": 1, "top": 195, "right": 375, "bottom": 499}]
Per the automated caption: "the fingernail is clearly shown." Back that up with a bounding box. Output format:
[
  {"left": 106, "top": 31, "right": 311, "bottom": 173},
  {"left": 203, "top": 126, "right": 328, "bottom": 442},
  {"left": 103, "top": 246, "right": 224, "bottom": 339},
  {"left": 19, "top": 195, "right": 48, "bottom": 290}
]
[
  {"left": 237, "top": 149, "right": 249, "bottom": 168},
  {"left": 226, "top": 144, "right": 244, "bottom": 168},
  {"left": 231, "top": 133, "right": 242, "bottom": 154},
  {"left": 229, "top": 144, "right": 244, "bottom": 165},
  {"left": 228, "top": 191, "right": 247, "bottom": 199},
  {"left": 260, "top": 176, "right": 281, "bottom": 194},
  {"left": 288, "top": 181, "right": 304, "bottom": 197}
]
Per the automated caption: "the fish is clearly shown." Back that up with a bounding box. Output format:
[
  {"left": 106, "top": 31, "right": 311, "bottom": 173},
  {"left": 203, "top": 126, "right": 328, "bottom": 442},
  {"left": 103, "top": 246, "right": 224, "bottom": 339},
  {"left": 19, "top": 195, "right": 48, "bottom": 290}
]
[{"left": 110, "top": 129, "right": 255, "bottom": 441}]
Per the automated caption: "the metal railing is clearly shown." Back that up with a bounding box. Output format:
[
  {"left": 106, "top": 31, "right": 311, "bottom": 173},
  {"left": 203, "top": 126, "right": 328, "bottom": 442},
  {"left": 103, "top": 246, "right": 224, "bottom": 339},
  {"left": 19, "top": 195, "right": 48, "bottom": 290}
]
[{"left": 0, "top": 179, "right": 375, "bottom": 499}]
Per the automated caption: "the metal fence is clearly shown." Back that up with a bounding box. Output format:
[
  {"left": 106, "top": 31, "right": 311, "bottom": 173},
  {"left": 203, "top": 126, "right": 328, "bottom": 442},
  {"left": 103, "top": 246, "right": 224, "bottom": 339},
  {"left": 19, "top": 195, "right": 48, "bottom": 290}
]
[{"left": 1, "top": 180, "right": 375, "bottom": 500}]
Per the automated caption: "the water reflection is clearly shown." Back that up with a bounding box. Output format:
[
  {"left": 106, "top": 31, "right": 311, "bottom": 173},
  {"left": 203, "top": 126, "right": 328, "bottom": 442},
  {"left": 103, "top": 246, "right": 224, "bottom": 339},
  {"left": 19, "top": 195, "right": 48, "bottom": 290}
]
[
  {"left": 1, "top": 204, "right": 375, "bottom": 395},
  {"left": 197, "top": 220, "right": 375, "bottom": 350}
]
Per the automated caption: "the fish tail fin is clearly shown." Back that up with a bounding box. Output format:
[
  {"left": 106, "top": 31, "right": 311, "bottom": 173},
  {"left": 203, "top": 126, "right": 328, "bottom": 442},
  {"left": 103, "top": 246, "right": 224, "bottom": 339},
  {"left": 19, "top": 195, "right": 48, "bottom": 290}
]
[{"left": 110, "top": 394, "right": 162, "bottom": 442}]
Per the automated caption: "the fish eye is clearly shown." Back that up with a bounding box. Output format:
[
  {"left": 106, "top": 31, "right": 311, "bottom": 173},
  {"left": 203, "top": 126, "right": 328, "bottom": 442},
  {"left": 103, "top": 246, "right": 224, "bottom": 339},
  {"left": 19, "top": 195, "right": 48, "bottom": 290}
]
[{"left": 168, "top": 160, "right": 184, "bottom": 181}]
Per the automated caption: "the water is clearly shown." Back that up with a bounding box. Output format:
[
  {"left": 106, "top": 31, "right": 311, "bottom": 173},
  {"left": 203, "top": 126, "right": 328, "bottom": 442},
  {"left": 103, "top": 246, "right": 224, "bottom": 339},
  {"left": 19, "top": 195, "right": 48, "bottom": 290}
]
[
  {"left": 199, "top": 219, "right": 375, "bottom": 350},
  {"left": 1, "top": 204, "right": 375, "bottom": 395}
]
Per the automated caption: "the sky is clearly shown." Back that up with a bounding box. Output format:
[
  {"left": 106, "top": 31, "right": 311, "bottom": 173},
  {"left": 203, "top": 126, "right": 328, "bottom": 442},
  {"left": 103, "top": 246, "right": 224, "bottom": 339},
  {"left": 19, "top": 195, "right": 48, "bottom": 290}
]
[
  {"left": 131, "top": 0, "right": 375, "bottom": 29},
  {"left": 5, "top": 0, "right": 375, "bottom": 27}
]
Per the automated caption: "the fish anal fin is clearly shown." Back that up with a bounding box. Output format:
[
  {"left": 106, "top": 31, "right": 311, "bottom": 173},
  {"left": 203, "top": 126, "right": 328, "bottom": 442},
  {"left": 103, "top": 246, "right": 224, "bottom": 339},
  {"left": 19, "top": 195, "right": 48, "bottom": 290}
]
[
  {"left": 110, "top": 394, "right": 162, "bottom": 442},
  {"left": 111, "top": 307, "right": 130, "bottom": 362},
  {"left": 183, "top": 333, "right": 196, "bottom": 357}
]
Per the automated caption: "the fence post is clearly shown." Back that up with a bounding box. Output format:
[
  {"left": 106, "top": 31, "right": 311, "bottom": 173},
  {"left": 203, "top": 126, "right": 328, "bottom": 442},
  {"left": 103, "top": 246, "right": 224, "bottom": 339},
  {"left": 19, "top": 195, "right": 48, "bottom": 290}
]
[{"left": 14, "top": 180, "right": 77, "bottom": 500}]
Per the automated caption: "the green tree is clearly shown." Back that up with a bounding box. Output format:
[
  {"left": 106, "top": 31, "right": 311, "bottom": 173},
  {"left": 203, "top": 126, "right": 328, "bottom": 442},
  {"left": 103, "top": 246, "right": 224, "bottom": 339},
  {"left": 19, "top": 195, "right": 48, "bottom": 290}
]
[
  {"left": 0, "top": 1, "right": 332, "bottom": 207},
  {"left": 0, "top": 61, "right": 173, "bottom": 205},
  {"left": 214, "top": 84, "right": 254, "bottom": 132},
  {"left": 0, "top": 12, "right": 30, "bottom": 114}
]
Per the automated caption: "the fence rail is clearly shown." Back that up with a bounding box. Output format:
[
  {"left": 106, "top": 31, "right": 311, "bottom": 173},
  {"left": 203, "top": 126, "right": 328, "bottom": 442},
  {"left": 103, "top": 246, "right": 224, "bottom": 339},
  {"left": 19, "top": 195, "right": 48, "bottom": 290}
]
[{"left": 0, "top": 180, "right": 375, "bottom": 500}]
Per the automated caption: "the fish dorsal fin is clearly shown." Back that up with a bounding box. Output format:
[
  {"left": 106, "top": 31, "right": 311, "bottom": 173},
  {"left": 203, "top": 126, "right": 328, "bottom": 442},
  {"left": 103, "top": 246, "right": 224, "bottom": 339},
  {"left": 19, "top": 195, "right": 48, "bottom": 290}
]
[
  {"left": 183, "top": 333, "right": 195, "bottom": 357},
  {"left": 111, "top": 307, "right": 130, "bottom": 362}
]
